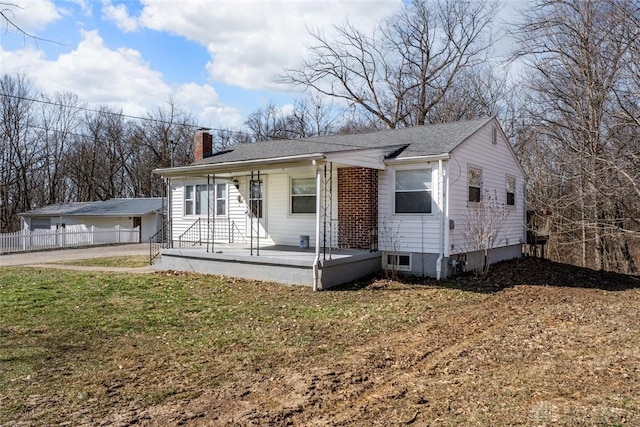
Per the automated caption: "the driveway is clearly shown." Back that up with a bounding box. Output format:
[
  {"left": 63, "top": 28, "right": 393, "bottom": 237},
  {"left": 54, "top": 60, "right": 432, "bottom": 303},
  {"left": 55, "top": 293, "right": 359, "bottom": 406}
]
[{"left": 0, "top": 243, "right": 151, "bottom": 271}]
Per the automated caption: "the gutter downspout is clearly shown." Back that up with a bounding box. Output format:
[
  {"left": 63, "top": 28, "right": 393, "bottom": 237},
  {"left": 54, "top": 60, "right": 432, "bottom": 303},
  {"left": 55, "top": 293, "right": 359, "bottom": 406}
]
[
  {"left": 523, "top": 177, "right": 528, "bottom": 254},
  {"left": 312, "top": 162, "right": 322, "bottom": 291},
  {"left": 436, "top": 159, "right": 445, "bottom": 280},
  {"left": 443, "top": 161, "right": 451, "bottom": 276}
]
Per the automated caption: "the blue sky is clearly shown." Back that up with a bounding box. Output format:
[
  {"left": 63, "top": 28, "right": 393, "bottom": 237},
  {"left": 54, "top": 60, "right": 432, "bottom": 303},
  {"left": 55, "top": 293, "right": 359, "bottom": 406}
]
[{"left": 0, "top": 0, "right": 524, "bottom": 131}]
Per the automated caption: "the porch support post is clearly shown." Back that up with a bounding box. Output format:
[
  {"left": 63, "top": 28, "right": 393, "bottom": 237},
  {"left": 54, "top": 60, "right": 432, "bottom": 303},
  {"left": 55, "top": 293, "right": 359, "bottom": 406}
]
[
  {"left": 250, "top": 170, "right": 254, "bottom": 256},
  {"left": 208, "top": 174, "right": 215, "bottom": 253},
  {"left": 313, "top": 161, "right": 322, "bottom": 291},
  {"left": 167, "top": 177, "right": 173, "bottom": 248},
  {"left": 257, "top": 170, "right": 260, "bottom": 256}
]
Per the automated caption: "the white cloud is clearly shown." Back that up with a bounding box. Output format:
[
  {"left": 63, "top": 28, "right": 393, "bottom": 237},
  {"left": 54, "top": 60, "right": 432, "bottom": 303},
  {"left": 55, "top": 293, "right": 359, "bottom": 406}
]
[
  {"left": 175, "top": 83, "right": 243, "bottom": 129},
  {"left": 1, "top": 30, "right": 170, "bottom": 116},
  {"left": 136, "top": 0, "right": 401, "bottom": 90},
  {"left": 200, "top": 105, "right": 243, "bottom": 130},
  {"left": 102, "top": 2, "right": 139, "bottom": 32},
  {"left": 5, "top": 0, "right": 61, "bottom": 32},
  {"left": 175, "top": 82, "right": 219, "bottom": 106}
]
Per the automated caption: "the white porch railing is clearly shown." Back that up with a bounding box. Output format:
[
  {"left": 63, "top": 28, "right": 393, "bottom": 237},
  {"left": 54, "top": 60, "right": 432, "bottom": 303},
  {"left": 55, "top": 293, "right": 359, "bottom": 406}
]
[{"left": 0, "top": 225, "right": 140, "bottom": 254}]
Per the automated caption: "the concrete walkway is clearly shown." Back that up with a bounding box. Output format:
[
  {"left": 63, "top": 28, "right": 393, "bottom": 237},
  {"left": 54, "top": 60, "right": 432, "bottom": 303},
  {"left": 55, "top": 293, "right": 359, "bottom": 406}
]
[{"left": 0, "top": 243, "right": 152, "bottom": 273}]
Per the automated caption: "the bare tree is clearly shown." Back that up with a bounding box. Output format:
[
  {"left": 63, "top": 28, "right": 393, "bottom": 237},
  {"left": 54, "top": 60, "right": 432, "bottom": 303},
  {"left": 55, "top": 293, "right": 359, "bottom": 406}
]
[
  {"left": 128, "top": 99, "right": 197, "bottom": 196},
  {"left": 280, "top": 0, "right": 499, "bottom": 129},
  {"left": 0, "top": 2, "right": 60, "bottom": 44},
  {"left": 461, "top": 190, "right": 510, "bottom": 275},
  {"left": 513, "top": 0, "right": 640, "bottom": 271},
  {"left": 37, "top": 92, "right": 84, "bottom": 205},
  {"left": 245, "top": 95, "right": 339, "bottom": 141},
  {"left": 0, "top": 74, "right": 38, "bottom": 232}
]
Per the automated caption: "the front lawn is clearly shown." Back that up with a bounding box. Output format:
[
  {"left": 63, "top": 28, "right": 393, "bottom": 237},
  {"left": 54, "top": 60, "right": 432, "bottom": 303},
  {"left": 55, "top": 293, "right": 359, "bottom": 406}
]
[
  {"left": 0, "top": 267, "right": 473, "bottom": 425},
  {"left": 1, "top": 258, "right": 639, "bottom": 426}
]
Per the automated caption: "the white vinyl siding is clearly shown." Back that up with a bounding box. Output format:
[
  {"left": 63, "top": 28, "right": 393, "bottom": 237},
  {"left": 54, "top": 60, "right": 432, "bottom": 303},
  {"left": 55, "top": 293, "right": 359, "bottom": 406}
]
[
  {"left": 169, "top": 169, "right": 323, "bottom": 247},
  {"left": 447, "top": 120, "right": 526, "bottom": 254},
  {"left": 267, "top": 169, "right": 329, "bottom": 247},
  {"left": 171, "top": 179, "right": 240, "bottom": 242},
  {"left": 378, "top": 164, "right": 441, "bottom": 254}
]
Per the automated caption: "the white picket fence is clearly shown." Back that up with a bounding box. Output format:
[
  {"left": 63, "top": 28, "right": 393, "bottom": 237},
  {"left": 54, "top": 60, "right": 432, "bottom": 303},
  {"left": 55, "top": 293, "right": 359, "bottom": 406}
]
[{"left": 0, "top": 225, "right": 140, "bottom": 254}]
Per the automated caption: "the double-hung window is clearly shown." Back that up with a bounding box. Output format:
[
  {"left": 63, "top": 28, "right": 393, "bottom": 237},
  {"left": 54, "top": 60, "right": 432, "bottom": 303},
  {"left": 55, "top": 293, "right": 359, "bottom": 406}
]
[
  {"left": 216, "top": 183, "right": 227, "bottom": 216},
  {"left": 291, "top": 178, "right": 316, "bottom": 214},
  {"left": 468, "top": 168, "right": 482, "bottom": 203},
  {"left": 506, "top": 176, "right": 516, "bottom": 206},
  {"left": 394, "top": 169, "right": 432, "bottom": 214},
  {"left": 184, "top": 184, "right": 208, "bottom": 215},
  {"left": 185, "top": 185, "right": 196, "bottom": 215}
]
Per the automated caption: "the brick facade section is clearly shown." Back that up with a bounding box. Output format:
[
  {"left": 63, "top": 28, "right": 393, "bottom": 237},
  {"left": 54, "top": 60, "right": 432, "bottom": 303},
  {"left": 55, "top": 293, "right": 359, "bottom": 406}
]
[
  {"left": 194, "top": 131, "right": 213, "bottom": 161},
  {"left": 337, "top": 167, "right": 378, "bottom": 250}
]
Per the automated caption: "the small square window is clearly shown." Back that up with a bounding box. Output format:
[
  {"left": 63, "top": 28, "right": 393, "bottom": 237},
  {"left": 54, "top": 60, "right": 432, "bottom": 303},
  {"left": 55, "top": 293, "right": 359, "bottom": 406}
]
[{"left": 385, "top": 252, "right": 411, "bottom": 271}]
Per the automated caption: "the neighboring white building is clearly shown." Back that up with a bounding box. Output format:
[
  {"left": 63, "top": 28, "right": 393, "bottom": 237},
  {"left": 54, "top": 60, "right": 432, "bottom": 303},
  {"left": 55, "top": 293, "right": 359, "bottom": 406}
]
[
  {"left": 155, "top": 117, "right": 526, "bottom": 286},
  {"left": 19, "top": 198, "right": 165, "bottom": 242}
]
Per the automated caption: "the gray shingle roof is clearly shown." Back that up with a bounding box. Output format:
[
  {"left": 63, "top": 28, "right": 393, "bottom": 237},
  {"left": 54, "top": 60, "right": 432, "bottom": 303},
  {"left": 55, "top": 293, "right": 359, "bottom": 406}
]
[
  {"left": 196, "top": 117, "right": 492, "bottom": 166},
  {"left": 20, "top": 198, "right": 164, "bottom": 217}
]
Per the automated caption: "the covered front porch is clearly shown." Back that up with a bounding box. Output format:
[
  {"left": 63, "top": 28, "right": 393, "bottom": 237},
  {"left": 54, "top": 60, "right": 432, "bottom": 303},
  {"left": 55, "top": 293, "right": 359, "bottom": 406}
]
[
  {"left": 153, "top": 243, "right": 381, "bottom": 290},
  {"left": 153, "top": 140, "right": 404, "bottom": 289}
]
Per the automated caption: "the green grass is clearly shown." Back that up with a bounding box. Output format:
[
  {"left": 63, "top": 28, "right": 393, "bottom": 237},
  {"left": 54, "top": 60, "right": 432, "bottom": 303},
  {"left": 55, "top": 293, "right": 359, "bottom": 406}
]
[
  {"left": 54, "top": 255, "right": 149, "bottom": 268},
  {"left": 0, "top": 267, "right": 480, "bottom": 425}
]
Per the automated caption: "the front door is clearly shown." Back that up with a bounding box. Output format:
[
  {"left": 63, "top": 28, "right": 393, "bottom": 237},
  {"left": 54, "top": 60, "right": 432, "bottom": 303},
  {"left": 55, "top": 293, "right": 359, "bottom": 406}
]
[{"left": 246, "top": 178, "right": 267, "bottom": 240}]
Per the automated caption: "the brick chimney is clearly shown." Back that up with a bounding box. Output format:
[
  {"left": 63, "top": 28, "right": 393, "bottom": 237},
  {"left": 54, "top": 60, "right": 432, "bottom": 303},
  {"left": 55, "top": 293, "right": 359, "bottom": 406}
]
[{"left": 194, "top": 130, "right": 213, "bottom": 161}]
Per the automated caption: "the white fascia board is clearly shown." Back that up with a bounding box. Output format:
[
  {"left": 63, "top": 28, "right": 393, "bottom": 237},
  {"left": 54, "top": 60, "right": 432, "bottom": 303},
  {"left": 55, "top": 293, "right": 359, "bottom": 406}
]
[
  {"left": 153, "top": 153, "right": 325, "bottom": 177},
  {"left": 384, "top": 153, "right": 450, "bottom": 165},
  {"left": 323, "top": 153, "right": 386, "bottom": 170},
  {"left": 323, "top": 145, "right": 411, "bottom": 170}
]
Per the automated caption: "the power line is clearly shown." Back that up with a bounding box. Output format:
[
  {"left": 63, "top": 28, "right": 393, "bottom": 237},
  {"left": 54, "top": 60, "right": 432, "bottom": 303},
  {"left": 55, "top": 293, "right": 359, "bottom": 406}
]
[
  {"left": 0, "top": 92, "right": 252, "bottom": 137},
  {"left": 0, "top": 92, "right": 390, "bottom": 150}
]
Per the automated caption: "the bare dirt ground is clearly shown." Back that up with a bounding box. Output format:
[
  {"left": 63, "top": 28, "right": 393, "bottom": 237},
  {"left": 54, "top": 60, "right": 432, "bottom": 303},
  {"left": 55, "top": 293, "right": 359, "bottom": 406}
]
[{"left": 97, "top": 257, "right": 640, "bottom": 426}]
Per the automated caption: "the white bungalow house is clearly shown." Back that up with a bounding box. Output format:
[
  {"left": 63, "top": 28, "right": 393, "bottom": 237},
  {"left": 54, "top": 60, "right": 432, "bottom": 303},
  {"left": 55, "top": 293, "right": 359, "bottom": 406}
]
[{"left": 153, "top": 117, "right": 526, "bottom": 289}]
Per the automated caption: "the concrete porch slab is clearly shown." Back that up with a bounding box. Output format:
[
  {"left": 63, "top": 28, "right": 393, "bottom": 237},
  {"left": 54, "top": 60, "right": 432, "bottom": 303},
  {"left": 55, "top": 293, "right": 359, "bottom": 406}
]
[{"left": 153, "top": 244, "right": 381, "bottom": 289}]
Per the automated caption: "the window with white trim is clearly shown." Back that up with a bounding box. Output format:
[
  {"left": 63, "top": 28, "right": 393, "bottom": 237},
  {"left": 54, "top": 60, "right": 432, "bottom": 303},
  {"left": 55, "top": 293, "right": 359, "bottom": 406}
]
[
  {"left": 216, "top": 183, "right": 227, "bottom": 216},
  {"left": 184, "top": 183, "right": 227, "bottom": 216},
  {"left": 184, "top": 184, "right": 208, "bottom": 215},
  {"left": 385, "top": 252, "right": 411, "bottom": 271},
  {"left": 291, "top": 178, "right": 316, "bottom": 214},
  {"left": 185, "top": 185, "right": 195, "bottom": 215},
  {"left": 468, "top": 168, "right": 482, "bottom": 203},
  {"left": 506, "top": 176, "right": 516, "bottom": 206},
  {"left": 394, "top": 169, "right": 432, "bottom": 214}
]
